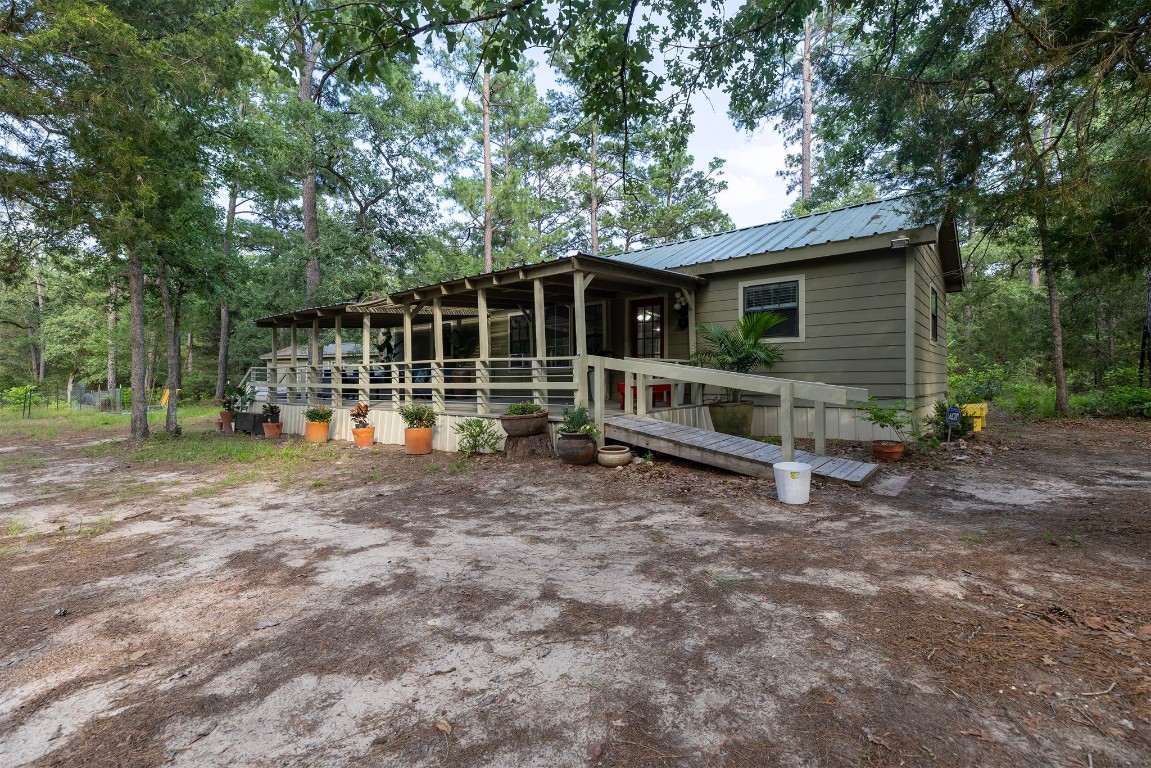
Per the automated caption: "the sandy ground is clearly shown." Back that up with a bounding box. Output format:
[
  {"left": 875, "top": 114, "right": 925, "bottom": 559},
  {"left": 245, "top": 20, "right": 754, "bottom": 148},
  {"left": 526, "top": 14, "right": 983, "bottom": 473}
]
[{"left": 0, "top": 417, "right": 1149, "bottom": 767}]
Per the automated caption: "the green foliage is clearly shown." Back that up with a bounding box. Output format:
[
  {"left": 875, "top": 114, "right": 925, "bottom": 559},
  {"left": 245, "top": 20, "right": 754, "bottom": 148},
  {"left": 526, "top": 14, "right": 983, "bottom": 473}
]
[
  {"left": 397, "top": 403, "right": 436, "bottom": 429},
  {"left": 349, "top": 402, "right": 371, "bottom": 428},
  {"left": 691, "top": 313, "right": 786, "bottom": 403},
  {"left": 219, "top": 383, "right": 255, "bottom": 412},
  {"left": 1071, "top": 387, "right": 1151, "bottom": 418},
  {"left": 1, "top": 385, "right": 37, "bottom": 409},
  {"left": 854, "top": 398, "right": 914, "bottom": 443},
  {"left": 928, "top": 401, "right": 976, "bottom": 438},
  {"left": 453, "top": 418, "right": 502, "bottom": 458},
  {"left": 261, "top": 403, "right": 280, "bottom": 418},
  {"left": 304, "top": 406, "right": 334, "bottom": 423},
  {"left": 948, "top": 356, "right": 1020, "bottom": 404},
  {"left": 504, "top": 401, "right": 547, "bottom": 416},
  {"left": 559, "top": 405, "right": 599, "bottom": 437}
]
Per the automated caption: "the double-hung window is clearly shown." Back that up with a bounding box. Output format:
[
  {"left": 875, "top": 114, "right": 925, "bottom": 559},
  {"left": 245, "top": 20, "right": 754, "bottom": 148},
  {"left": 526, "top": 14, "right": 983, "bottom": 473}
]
[{"left": 740, "top": 276, "right": 804, "bottom": 340}]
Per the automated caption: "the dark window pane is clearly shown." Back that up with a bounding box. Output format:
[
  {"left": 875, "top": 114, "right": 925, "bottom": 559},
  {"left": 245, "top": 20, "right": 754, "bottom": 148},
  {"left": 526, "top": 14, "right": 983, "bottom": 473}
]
[{"left": 744, "top": 280, "right": 799, "bottom": 338}]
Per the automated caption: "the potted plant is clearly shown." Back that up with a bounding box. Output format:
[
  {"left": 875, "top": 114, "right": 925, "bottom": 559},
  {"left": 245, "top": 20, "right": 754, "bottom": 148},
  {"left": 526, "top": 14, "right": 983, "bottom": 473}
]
[
  {"left": 555, "top": 405, "right": 600, "bottom": 465},
  {"left": 350, "top": 402, "right": 374, "bottom": 448},
  {"left": 856, "top": 398, "right": 914, "bottom": 461},
  {"left": 691, "top": 312, "right": 785, "bottom": 436},
  {"left": 262, "top": 403, "right": 282, "bottom": 439},
  {"left": 218, "top": 383, "right": 255, "bottom": 434},
  {"left": 397, "top": 402, "right": 436, "bottom": 455},
  {"left": 304, "top": 405, "right": 333, "bottom": 443},
  {"left": 500, "top": 401, "right": 549, "bottom": 437}
]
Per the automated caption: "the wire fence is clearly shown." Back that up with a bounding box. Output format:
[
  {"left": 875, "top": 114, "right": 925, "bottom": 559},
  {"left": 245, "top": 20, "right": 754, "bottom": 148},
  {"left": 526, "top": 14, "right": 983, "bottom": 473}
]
[{"left": 0, "top": 384, "right": 135, "bottom": 416}]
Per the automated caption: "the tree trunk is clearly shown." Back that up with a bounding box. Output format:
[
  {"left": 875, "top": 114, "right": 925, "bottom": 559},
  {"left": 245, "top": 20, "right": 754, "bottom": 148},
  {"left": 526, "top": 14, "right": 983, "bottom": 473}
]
[
  {"left": 800, "top": 13, "right": 815, "bottom": 200},
  {"left": 33, "top": 265, "right": 46, "bottom": 381},
  {"left": 157, "top": 259, "right": 182, "bottom": 435},
  {"left": 185, "top": 332, "right": 193, "bottom": 373},
  {"left": 1036, "top": 211, "right": 1069, "bottom": 415},
  {"left": 216, "top": 303, "right": 230, "bottom": 401},
  {"left": 107, "top": 278, "right": 118, "bottom": 391},
  {"left": 589, "top": 122, "right": 600, "bottom": 256},
  {"left": 127, "top": 248, "right": 149, "bottom": 439},
  {"left": 482, "top": 66, "right": 494, "bottom": 273},
  {"left": 66, "top": 371, "right": 74, "bottom": 406},
  {"left": 298, "top": 38, "right": 321, "bottom": 317},
  {"left": 1140, "top": 259, "right": 1151, "bottom": 387}
]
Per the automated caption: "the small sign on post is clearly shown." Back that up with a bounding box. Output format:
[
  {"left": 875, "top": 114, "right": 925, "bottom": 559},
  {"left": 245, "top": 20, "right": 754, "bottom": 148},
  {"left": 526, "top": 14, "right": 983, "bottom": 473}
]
[{"left": 945, "top": 404, "right": 962, "bottom": 444}]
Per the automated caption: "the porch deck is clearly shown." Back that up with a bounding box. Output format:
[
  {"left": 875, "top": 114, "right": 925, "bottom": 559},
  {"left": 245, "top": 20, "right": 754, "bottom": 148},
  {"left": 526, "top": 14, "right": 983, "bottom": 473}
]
[{"left": 604, "top": 414, "right": 880, "bottom": 486}]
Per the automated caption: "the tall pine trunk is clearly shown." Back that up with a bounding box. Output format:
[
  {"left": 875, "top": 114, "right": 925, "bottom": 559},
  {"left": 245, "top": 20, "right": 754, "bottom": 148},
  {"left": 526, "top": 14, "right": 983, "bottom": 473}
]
[
  {"left": 216, "top": 182, "right": 238, "bottom": 400},
  {"left": 800, "top": 13, "right": 814, "bottom": 200},
  {"left": 297, "top": 38, "right": 321, "bottom": 365},
  {"left": 589, "top": 122, "right": 600, "bottom": 256},
  {"left": 482, "top": 66, "right": 494, "bottom": 273},
  {"left": 107, "top": 278, "right": 118, "bottom": 390},
  {"left": 1036, "top": 210, "right": 1069, "bottom": 415},
  {"left": 127, "top": 248, "right": 149, "bottom": 439},
  {"left": 157, "top": 259, "right": 182, "bottom": 435},
  {"left": 33, "top": 264, "right": 46, "bottom": 381}
]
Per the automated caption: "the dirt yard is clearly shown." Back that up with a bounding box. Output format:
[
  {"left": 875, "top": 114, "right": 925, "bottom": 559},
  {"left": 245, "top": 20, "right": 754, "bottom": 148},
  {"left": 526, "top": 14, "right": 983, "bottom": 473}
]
[{"left": 0, "top": 415, "right": 1148, "bottom": 767}]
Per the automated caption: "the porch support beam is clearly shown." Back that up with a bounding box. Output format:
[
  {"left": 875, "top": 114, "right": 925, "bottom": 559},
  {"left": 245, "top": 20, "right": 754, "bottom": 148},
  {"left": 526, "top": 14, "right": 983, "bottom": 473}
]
[
  {"left": 432, "top": 297, "right": 445, "bottom": 412},
  {"left": 334, "top": 315, "right": 343, "bottom": 406},
  {"left": 310, "top": 318, "right": 320, "bottom": 405},
  {"left": 402, "top": 305, "right": 414, "bottom": 404},
  {"left": 269, "top": 328, "right": 278, "bottom": 402},
  {"left": 361, "top": 314, "right": 371, "bottom": 403},
  {"left": 780, "top": 382, "right": 795, "bottom": 462},
  {"left": 573, "top": 271, "right": 589, "bottom": 409},
  {"left": 533, "top": 278, "right": 546, "bottom": 403},
  {"left": 290, "top": 323, "right": 299, "bottom": 404},
  {"left": 686, "top": 289, "right": 698, "bottom": 404},
  {"left": 477, "top": 288, "right": 490, "bottom": 414}
]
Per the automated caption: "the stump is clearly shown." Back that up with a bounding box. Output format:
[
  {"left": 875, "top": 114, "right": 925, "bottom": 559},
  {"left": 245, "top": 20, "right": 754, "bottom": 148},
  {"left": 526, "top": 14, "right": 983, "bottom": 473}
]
[{"left": 503, "top": 432, "right": 554, "bottom": 459}]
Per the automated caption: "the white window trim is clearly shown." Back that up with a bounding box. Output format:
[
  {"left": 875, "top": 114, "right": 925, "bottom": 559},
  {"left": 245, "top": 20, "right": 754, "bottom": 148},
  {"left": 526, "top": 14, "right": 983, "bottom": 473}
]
[
  {"left": 930, "top": 286, "right": 940, "bottom": 345},
  {"left": 738, "top": 274, "right": 806, "bottom": 343}
]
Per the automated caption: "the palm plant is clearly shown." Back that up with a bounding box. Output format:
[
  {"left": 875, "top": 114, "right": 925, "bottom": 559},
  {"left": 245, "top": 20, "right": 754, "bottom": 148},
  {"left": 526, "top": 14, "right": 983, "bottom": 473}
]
[{"left": 691, "top": 312, "right": 786, "bottom": 403}]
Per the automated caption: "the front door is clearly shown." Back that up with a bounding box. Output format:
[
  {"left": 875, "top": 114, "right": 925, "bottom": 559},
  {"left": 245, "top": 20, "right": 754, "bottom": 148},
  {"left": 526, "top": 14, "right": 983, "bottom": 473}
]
[{"left": 631, "top": 298, "right": 664, "bottom": 358}]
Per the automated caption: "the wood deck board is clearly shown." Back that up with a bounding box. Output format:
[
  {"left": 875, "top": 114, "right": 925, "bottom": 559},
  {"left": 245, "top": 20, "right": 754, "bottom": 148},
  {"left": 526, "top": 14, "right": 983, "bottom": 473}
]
[{"left": 604, "top": 416, "right": 876, "bottom": 485}]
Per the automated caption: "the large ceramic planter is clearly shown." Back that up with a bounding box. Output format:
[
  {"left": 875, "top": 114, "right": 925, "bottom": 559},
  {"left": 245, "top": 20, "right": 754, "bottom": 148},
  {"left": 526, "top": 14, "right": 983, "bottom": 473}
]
[
  {"left": 872, "top": 440, "right": 905, "bottom": 462},
  {"left": 405, "top": 426, "right": 433, "bottom": 455},
  {"left": 596, "top": 445, "right": 633, "bottom": 467},
  {"left": 262, "top": 421, "right": 283, "bottom": 439},
  {"left": 708, "top": 401, "right": 754, "bottom": 437},
  {"left": 499, "top": 412, "right": 549, "bottom": 437},
  {"left": 556, "top": 432, "right": 596, "bottom": 465},
  {"left": 219, "top": 411, "right": 233, "bottom": 434},
  {"left": 352, "top": 426, "right": 375, "bottom": 448},
  {"left": 305, "top": 421, "right": 330, "bottom": 443}
]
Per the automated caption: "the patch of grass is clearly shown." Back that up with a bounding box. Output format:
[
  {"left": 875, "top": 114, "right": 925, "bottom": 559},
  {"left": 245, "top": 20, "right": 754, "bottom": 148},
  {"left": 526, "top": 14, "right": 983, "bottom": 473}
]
[
  {"left": 961, "top": 531, "right": 991, "bottom": 545},
  {"left": 1041, "top": 528, "right": 1084, "bottom": 549},
  {"left": 648, "top": 529, "right": 667, "bottom": 543},
  {"left": 76, "top": 515, "right": 113, "bottom": 537},
  {"left": 310, "top": 480, "right": 326, "bottom": 488},
  {"left": 4, "top": 519, "right": 27, "bottom": 537},
  {"left": 423, "top": 462, "right": 440, "bottom": 474},
  {"left": 706, "top": 571, "right": 747, "bottom": 595},
  {"left": 0, "top": 404, "right": 220, "bottom": 440},
  {"left": 0, "top": 454, "right": 47, "bottom": 472}
]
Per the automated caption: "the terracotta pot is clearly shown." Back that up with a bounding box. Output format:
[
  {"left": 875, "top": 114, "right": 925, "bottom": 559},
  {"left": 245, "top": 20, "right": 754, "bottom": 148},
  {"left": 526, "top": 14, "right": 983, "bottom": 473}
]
[
  {"left": 262, "top": 421, "right": 283, "bottom": 439},
  {"left": 596, "top": 445, "right": 633, "bottom": 467},
  {"left": 556, "top": 432, "right": 596, "bottom": 465},
  {"left": 872, "top": 440, "right": 905, "bottom": 462},
  {"left": 352, "top": 426, "right": 375, "bottom": 448},
  {"left": 305, "top": 420, "right": 330, "bottom": 443},
  {"left": 499, "top": 411, "right": 549, "bottom": 437},
  {"left": 405, "top": 426, "right": 433, "bottom": 455},
  {"left": 219, "top": 411, "right": 233, "bottom": 433},
  {"left": 708, "top": 400, "right": 754, "bottom": 437}
]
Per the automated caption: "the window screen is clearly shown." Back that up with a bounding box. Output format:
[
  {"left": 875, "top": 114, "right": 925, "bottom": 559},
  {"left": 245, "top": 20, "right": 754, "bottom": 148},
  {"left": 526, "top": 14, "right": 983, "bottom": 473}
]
[{"left": 744, "top": 280, "right": 799, "bottom": 338}]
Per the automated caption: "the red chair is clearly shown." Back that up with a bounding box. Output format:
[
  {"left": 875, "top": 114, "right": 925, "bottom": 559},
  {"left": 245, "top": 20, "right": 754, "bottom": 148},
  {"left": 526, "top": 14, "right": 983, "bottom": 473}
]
[{"left": 617, "top": 381, "right": 672, "bottom": 410}]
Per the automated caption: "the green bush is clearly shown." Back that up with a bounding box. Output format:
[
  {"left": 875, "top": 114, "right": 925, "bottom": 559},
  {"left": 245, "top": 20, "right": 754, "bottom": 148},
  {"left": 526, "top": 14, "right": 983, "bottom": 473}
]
[
  {"left": 397, "top": 403, "right": 436, "bottom": 429},
  {"left": 949, "top": 356, "right": 1019, "bottom": 403},
  {"left": 304, "top": 406, "right": 334, "bottom": 423},
  {"left": 504, "top": 401, "right": 547, "bottom": 416},
  {"left": 453, "top": 418, "right": 502, "bottom": 458},
  {"left": 999, "top": 382, "right": 1056, "bottom": 419},
  {"left": 1072, "top": 386, "right": 1151, "bottom": 418},
  {"left": 928, "top": 401, "right": 976, "bottom": 437}
]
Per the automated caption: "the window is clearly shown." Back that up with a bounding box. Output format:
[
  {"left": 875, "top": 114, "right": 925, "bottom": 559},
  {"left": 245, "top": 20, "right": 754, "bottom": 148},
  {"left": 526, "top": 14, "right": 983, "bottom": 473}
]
[
  {"left": 509, "top": 314, "right": 532, "bottom": 362},
  {"left": 631, "top": 298, "right": 663, "bottom": 358},
  {"left": 931, "top": 287, "right": 939, "bottom": 342},
  {"left": 741, "top": 277, "right": 803, "bottom": 340},
  {"left": 585, "top": 304, "right": 605, "bottom": 355},
  {"left": 545, "top": 306, "right": 570, "bottom": 357}
]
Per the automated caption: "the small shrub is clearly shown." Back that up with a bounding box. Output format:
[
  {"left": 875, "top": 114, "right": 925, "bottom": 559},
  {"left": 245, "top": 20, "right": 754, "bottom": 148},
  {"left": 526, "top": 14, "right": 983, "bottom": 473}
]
[
  {"left": 1072, "top": 386, "right": 1151, "bottom": 418},
  {"left": 504, "top": 401, "right": 547, "bottom": 416},
  {"left": 397, "top": 403, "right": 437, "bottom": 429},
  {"left": 559, "top": 405, "right": 600, "bottom": 437},
  {"left": 855, "top": 398, "right": 914, "bottom": 442},
  {"left": 453, "top": 418, "right": 501, "bottom": 458},
  {"left": 928, "top": 401, "right": 976, "bottom": 438},
  {"left": 949, "top": 357, "right": 1017, "bottom": 403},
  {"left": 349, "top": 402, "right": 371, "bottom": 428},
  {"left": 304, "top": 406, "right": 334, "bottom": 423}
]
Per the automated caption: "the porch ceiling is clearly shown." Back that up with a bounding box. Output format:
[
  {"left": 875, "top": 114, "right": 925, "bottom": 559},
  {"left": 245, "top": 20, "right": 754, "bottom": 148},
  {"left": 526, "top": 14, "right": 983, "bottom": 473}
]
[
  {"left": 254, "top": 302, "right": 478, "bottom": 329},
  {"left": 379, "top": 253, "right": 706, "bottom": 310}
]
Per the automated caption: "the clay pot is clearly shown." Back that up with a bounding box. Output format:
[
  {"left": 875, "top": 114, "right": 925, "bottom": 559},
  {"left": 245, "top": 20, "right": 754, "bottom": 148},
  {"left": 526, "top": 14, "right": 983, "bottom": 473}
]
[
  {"left": 262, "top": 421, "right": 283, "bottom": 439},
  {"left": 219, "top": 411, "right": 233, "bottom": 434},
  {"left": 596, "top": 445, "right": 633, "bottom": 467},
  {"left": 405, "top": 426, "right": 432, "bottom": 455},
  {"left": 872, "top": 440, "right": 906, "bottom": 462},
  {"left": 352, "top": 426, "right": 375, "bottom": 448},
  {"left": 499, "top": 411, "right": 549, "bottom": 437},
  {"left": 555, "top": 432, "right": 596, "bottom": 465},
  {"left": 305, "top": 421, "right": 330, "bottom": 443},
  {"left": 707, "top": 401, "right": 754, "bottom": 437}
]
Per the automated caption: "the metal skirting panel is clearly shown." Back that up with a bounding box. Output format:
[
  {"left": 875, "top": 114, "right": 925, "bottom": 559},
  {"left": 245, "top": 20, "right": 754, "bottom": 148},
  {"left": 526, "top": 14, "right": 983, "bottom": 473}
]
[{"left": 650, "top": 404, "right": 900, "bottom": 442}]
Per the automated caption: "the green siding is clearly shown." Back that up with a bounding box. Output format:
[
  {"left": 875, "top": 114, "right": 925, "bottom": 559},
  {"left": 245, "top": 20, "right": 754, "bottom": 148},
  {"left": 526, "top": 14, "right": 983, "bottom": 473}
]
[{"left": 912, "top": 244, "right": 949, "bottom": 408}]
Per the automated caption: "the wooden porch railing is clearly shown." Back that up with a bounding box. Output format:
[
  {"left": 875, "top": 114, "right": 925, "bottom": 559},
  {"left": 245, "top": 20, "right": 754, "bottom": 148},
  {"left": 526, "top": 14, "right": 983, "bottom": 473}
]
[{"left": 587, "top": 355, "right": 869, "bottom": 462}]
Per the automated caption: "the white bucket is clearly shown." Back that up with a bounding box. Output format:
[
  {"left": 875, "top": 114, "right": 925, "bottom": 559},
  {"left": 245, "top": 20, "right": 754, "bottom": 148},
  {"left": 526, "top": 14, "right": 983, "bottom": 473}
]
[{"left": 773, "top": 462, "right": 813, "bottom": 504}]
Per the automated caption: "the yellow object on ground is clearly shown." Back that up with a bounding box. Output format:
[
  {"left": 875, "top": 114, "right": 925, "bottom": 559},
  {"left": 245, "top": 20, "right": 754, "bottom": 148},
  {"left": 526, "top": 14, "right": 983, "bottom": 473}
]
[{"left": 962, "top": 403, "right": 988, "bottom": 432}]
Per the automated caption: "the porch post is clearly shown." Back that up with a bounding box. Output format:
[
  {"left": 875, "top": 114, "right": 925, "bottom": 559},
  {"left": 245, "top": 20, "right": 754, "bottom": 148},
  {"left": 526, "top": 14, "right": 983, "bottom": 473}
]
[
  {"left": 269, "top": 328, "right": 278, "bottom": 403},
  {"left": 432, "top": 297, "right": 445, "bottom": 412},
  {"left": 477, "top": 288, "right": 490, "bottom": 414},
  {"left": 334, "top": 315, "right": 343, "bottom": 406},
  {"left": 573, "top": 271, "right": 588, "bottom": 408},
  {"left": 593, "top": 356, "right": 606, "bottom": 438},
  {"left": 402, "top": 305, "right": 414, "bottom": 405},
  {"left": 310, "top": 319, "right": 320, "bottom": 405},
  {"left": 533, "top": 278, "right": 546, "bottom": 404},
  {"left": 686, "top": 289, "right": 699, "bottom": 405},
  {"left": 361, "top": 313, "right": 371, "bottom": 403},
  {"left": 814, "top": 400, "right": 826, "bottom": 456},
  {"left": 780, "top": 382, "right": 795, "bottom": 462},
  {"left": 290, "top": 323, "right": 299, "bottom": 404}
]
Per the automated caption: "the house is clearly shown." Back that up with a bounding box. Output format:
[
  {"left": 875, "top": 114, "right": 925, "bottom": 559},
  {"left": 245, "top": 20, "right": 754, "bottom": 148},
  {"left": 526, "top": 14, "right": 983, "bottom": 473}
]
[{"left": 245, "top": 197, "right": 962, "bottom": 454}]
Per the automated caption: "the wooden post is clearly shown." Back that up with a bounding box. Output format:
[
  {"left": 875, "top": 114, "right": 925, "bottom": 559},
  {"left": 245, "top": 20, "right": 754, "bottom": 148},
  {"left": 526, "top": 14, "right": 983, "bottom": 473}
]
[
  {"left": 290, "top": 323, "right": 299, "bottom": 404},
  {"left": 593, "top": 356, "right": 606, "bottom": 437},
  {"left": 636, "top": 371, "right": 648, "bottom": 416},
  {"left": 269, "top": 328, "right": 278, "bottom": 402},
  {"left": 361, "top": 314, "right": 371, "bottom": 403},
  {"left": 686, "top": 290, "right": 698, "bottom": 405},
  {"left": 477, "top": 288, "right": 490, "bottom": 414},
  {"left": 814, "top": 401, "right": 826, "bottom": 456},
  {"left": 781, "top": 382, "right": 795, "bottom": 462},
  {"left": 402, "top": 305, "right": 414, "bottom": 405},
  {"left": 533, "top": 278, "right": 546, "bottom": 404},
  {"left": 334, "top": 315, "right": 343, "bottom": 407},
  {"left": 310, "top": 318, "right": 320, "bottom": 405},
  {"left": 432, "top": 297, "right": 445, "bottom": 412},
  {"left": 573, "top": 271, "right": 588, "bottom": 408}
]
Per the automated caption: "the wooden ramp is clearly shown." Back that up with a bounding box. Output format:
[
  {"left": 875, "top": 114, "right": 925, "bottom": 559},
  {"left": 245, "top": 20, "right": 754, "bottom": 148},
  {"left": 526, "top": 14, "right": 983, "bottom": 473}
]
[{"left": 604, "top": 414, "right": 879, "bottom": 486}]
